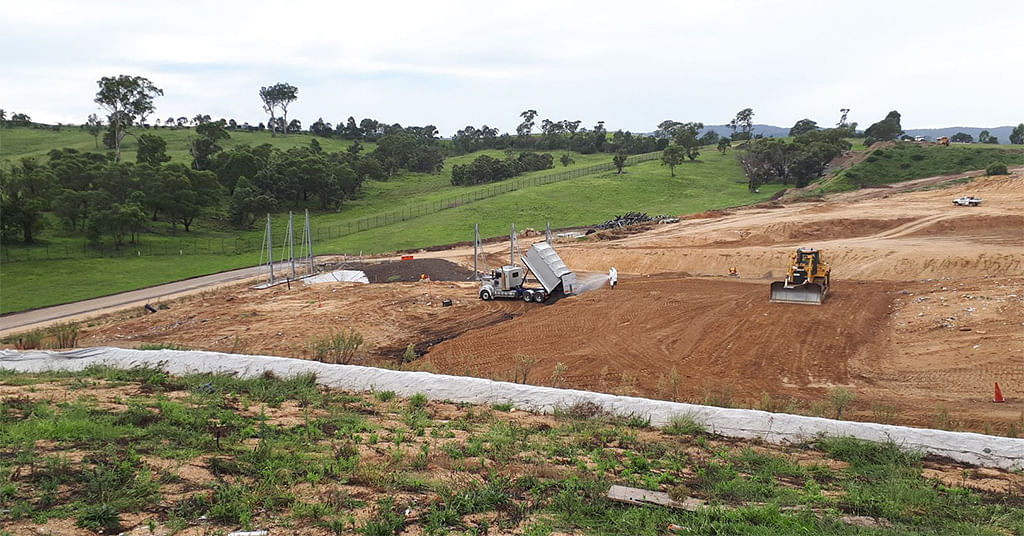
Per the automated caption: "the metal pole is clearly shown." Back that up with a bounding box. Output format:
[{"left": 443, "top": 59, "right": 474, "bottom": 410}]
[
  {"left": 266, "top": 214, "right": 274, "bottom": 284},
  {"left": 546, "top": 221, "right": 552, "bottom": 244},
  {"left": 305, "top": 209, "right": 314, "bottom": 275},
  {"left": 288, "top": 211, "right": 296, "bottom": 280},
  {"left": 474, "top": 223, "right": 480, "bottom": 280},
  {"left": 510, "top": 223, "right": 515, "bottom": 266}
]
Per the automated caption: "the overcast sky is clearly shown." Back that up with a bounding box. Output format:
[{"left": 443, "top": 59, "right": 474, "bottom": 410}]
[{"left": 3, "top": 0, "right": 1022, "bottom": 136}]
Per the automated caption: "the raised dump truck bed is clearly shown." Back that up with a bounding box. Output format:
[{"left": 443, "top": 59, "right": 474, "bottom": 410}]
[{"left": 522, "top": 242, "right": 577, "bottom": 296}]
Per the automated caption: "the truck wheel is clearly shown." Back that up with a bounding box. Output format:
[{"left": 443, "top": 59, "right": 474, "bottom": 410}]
[
  {"left": 480, "top": 290, "right": 492, "bottom": 301},
  {"left": 523, "top": 291, "right": 533, "bottom": 302},
  {"left": 535, "top": 292, "right": 546, "bottom": 303}
]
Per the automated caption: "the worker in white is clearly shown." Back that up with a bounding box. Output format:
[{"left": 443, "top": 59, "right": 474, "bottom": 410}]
[{"left": 608, "top": 266, "right": 618, "bottom": 288}]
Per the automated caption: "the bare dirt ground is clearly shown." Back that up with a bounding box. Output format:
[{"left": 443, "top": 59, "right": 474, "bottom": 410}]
[{"left": 46, "top": 172, "right": 1024, "bottom": 434}]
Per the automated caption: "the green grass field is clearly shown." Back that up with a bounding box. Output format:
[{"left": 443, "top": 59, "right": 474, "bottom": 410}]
[
  {"left": 823, "top": 143, "right": 1024, "bottom": 192},
  {"left": 0, "top": 125, "right": 370, "bottom": 166},
  {"left": 1, "top": 148, "right": 768, "bottom": 314},
  {"left": 5, "top": 125, "right": 1017, "bottom": 315},
  {"left": 2, "top": 366, "right": 1021, "bottom": 535}
]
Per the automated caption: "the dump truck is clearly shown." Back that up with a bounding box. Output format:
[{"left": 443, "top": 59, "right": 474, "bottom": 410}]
[
  {"left": 479, "top": 242, "right": 577, "bottom": 302},
  {"left": 770, "top": 247, "right": 831, "bottom": 305}
]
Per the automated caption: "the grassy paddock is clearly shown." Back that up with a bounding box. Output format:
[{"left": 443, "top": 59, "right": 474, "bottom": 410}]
[
  {"left": 0, "top": 254, "right": 257, "bottom": 314},
  {"left": 823, "top": 143, "right": 1024, "bottom": 192},
  {"left": 2, "top": 148, "right": 763, "bottom": 313},
  {"left": 0, "top": 367, "right": 1021, "bottom": 535}
]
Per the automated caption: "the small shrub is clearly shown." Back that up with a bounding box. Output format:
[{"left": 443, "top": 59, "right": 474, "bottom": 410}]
[
  {"left": 309, "top": 328, "right": 364, "bottom": 364},
  {"left": 664, "top": 414, "right": 706, "bottom": 436},
  {"left": 512, "top": 354, "right": 536, "bottom": 384},
  {"left": 828, "top": 387, "right": 856, "bottom": 419},
  {"left": 374, "top": 390, "right": 396, "bottom": 403},
  {"left": 138, "top": 342, "right": 190, "bottom": 351},
  {"left": 359, "top": 497, "right": 405, "bottom": 536},
  {"left": 986, "top": 163, "right": 1008, "bottom": 175},
  {"left": 50, "top": 322, "right": 80, "bottom": 348},
  {"left": 14, "top": 329, "right": 45, "bottom": 350},
  {"left": 76, "top": 503, "right": 121, "bottom": 532},
  {"left": 558, "top": 400, "right": 605, "bottom": 420},
  {"left": 408, "top": 393, "right": 428, "bottom": 410},
  {"left": 491, "top": 402, "right": 513, "bottom": 412},
  {"left": 550, "top": 362, "right": 568, "bottom": 387},
  {"left": 402, "top": 343, "right": 417, "bottom": 363}
]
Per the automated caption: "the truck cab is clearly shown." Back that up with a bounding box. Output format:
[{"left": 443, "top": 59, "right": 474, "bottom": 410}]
[{"left": 488, "top": 266, "right": 525, "bottom": 291}]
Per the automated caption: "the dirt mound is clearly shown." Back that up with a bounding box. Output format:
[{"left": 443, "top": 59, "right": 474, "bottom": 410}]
[
  {"left": 905, "top": 214, "right": 1024, "bottom": 244},
  {"left": 344, "top": 258, "right": 475, "bottom": 282},
  {"left": 421, "top": 277, "right": 894, "bottom": 403}
]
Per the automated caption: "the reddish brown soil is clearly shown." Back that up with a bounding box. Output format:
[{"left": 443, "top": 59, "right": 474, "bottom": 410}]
[{"left": 54, "top": 172, "right": 1024, "bottom": 434}]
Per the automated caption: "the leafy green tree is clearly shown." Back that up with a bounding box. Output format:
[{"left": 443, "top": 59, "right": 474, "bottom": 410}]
[
  {"left": 560, "top": 153, "right": 574, "bottom": 167},
  {"left": 0, "top": 158, "right": 56, "bottom": 243},
  {"left": 612, "top": 152, "right": 627, "bottom": 174},
  {"left": 1009, "top": 124, "right": 1024, "bottom": 145},
  {"left": 698, "top": 131, "right": 719, "bottom": 146},
  {"left": 951, "top": 132, "right": 974, "bottom": 143},
  {"left": 9, "top": 112, "right": 32, "bottom": 126},
  {"left": 94, "top": 75, "right": 163, "bottom": 162},
  {"left": 53, "top": 189, "right": 111, "bottom": 232},
  {"left": 789, "top": 119, "right": 818, "bottom": 137},
  {"left": 0, "top": 109, "right": 5, "bottom": 127},
  {"left": 136, "top": 134, "right": 170, "bottom": 165},
  {"left": 190, "top": 119, "right": 230, "bottom": 170},
  {"left": 354, "top": 155, "right": 385, "bottom": 183},
  {"left": 728, "top": 108, "right": 754, "bottom": 141},
  {"left": 310, "top": 117, "right": 333, "bottom": 137},
  {"left": 86, "top": 113, "right": 103, "bottom": 149},
  {"left": 258, "top": 82, "right": 298, "bottom": 136},
  {"left": 216, "top": 147, "right": 260, "bottom": 195},
  {"left": 660, "top": 144, "right": 686, "bottom": 177},
  {"left": 517, "top": 109, "right": 538, "bottom": 139},
  {"left": 863, "top": 111, "right": 903, "bottom": 146},
  {"left": 717, "top": 138, "right": 731, "bottom": 154},
  {"left": 978, "top": 130, "right": 998, "bottom": 144},
  {"left": 674, "top": 122, "right": 704, "bottom": 160},
  {"left": 94, "top": 161, "right": 139, "bottom": 204},
  {"left": 229, "top": 177, "right": 276, "bottom": 227},
  {"left": 88, "top": 201, "right": 147, "bottom": 247}
]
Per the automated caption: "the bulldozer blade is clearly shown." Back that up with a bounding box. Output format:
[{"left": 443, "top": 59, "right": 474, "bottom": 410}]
[{"left": 770, "top": 281, "right": 826, "bottom": 305}]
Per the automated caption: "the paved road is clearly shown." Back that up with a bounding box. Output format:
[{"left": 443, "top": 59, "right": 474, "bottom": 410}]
[{"left": 0, "top": 262, "right": 289, "bottom": 337}]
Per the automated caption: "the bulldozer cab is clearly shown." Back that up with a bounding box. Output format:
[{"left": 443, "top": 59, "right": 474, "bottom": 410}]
[{"left": 771, "top": 247, "right": 830, "bottom": 305}]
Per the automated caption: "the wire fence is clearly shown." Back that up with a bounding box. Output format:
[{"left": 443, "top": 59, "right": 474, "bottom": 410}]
[{"left": 1, "top": 151, "right": 662, "bottom": 263}]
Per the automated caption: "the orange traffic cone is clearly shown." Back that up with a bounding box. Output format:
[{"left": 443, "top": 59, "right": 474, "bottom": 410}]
[{"left": 994, "top": 382, "right": 1004, "bottom": 403}]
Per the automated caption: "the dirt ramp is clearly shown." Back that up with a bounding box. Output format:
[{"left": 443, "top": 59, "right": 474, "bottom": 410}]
[{"left": 422, "top": 277, "right": 894, "bottom": 403}]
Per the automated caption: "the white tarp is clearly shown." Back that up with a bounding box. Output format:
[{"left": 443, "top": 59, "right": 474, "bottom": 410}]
[
  {"left": 2, "top": 348, "right": 1021, "bottom": 470},
  {"left": 303, "top": 270, "right": 369, "bottom": 285}
]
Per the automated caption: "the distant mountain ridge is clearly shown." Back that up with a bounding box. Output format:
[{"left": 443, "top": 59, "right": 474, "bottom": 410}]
[{"left": 697, "top": 124, "right": 1017, "bottom": 144}]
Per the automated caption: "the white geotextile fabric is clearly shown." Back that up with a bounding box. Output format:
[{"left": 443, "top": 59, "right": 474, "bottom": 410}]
[
  {"left": 303, "top": 270, "right": 369, "bottom": 285},
  {"left": 2, "top": 348, "right": 1021, "bottom": 470}
]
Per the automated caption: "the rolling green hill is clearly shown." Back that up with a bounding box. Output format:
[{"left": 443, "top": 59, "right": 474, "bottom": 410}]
[
  {"left": 823, "top": 143, "right": 1024, "bottom": 192},
  {"left": 0, "top": 125, "right": 772, "bottom": 313},
  {"left": 0, "top": 125, "right": 371, "bottom": 166},
  {"left": 7, "top": 125, "right": 1017, "bottom": 315}
]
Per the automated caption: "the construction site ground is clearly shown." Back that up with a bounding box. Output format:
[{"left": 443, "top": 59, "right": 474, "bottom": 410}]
[{"left": 46, "top": 172, "right": 1024, "bottom": 435}]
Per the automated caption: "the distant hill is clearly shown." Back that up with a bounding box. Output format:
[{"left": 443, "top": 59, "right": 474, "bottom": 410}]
[
  {"left": 699, "top": 124, "right": 790, "bottom": 139},
  {"left": 696, "top": 124, "right": 1018, "bottom": 144},
  {"left": 902, "top": 126, "right": 1016, "bottom": 144}
]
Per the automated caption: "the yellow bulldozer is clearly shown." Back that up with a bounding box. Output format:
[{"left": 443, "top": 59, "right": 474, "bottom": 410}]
[{"left": 770, "top": 247, "right": 831, "bottom": 305}]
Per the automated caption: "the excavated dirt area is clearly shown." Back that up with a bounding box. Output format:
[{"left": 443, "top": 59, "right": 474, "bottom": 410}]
[{"left": 72, "top": 172, "right": 1024, "bottom": 434}]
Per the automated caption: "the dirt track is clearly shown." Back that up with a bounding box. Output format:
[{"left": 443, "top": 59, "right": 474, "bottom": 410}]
[{"left": 31, "top": 172, "right": 1024, "bottom": 434}]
